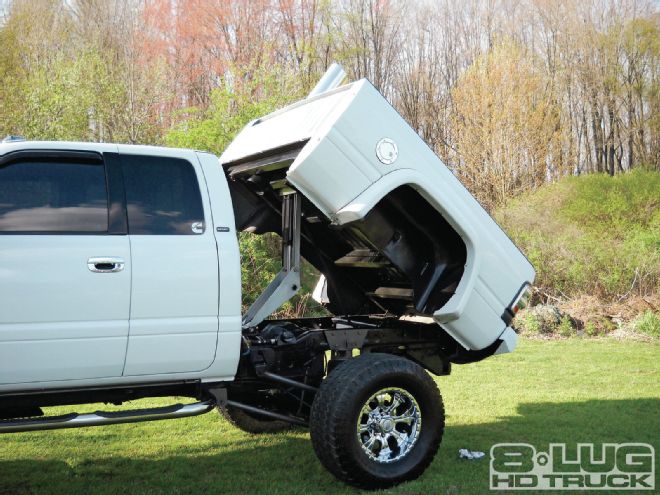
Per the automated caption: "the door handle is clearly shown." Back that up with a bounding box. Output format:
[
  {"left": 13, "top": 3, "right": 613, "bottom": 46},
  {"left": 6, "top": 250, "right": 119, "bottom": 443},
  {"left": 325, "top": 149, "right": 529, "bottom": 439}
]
[{"left": 87, "top": 257, "right": 125, "bottom": 273}]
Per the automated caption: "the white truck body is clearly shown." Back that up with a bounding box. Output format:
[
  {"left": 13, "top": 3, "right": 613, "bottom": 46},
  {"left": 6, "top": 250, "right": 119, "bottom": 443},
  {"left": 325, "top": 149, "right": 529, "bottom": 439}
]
[
  {"left": 0, "top": 143, "right": 242, "bottom": 391},
  {"left": 0, "top": 79, "right": 533, "bottom": 393},
  {"left": 0, "top": 70, "right": 534, "bottom": 488},
  {"left": 221, "top": 79, "right": 534, "bottom": 351}
]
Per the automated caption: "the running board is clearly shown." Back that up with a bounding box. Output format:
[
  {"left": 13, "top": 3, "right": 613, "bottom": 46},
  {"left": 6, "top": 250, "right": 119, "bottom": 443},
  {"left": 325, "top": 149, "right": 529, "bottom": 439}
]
[{"left": 0, "top": 400, "right": 215, "bottom": 433}]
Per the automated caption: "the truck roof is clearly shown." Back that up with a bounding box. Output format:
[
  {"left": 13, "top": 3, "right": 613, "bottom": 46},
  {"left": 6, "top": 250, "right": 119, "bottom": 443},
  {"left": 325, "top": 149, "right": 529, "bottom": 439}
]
[{"left": 0, "top": 141, "right": 213, "bottom": 158}]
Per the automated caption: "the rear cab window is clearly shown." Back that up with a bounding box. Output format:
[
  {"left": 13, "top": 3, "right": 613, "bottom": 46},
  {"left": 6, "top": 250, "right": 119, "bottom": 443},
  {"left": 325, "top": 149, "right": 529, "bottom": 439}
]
[{"left": 119, "top": 155, "right": 205, "bottom": 235}]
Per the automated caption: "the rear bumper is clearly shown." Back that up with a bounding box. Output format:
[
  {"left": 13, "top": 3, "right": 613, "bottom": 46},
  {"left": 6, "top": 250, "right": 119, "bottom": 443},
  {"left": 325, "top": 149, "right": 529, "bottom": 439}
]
[
  {"left": 448, "top": 326, "right": 518, "bottom": 364},
  {"left": 494, "top": 327, "right": 518, "bottom": 355}
]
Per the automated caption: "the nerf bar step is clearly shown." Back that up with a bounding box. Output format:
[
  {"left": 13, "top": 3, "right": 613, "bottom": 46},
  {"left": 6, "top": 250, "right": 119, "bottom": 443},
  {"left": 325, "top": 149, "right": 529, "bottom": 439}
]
[{"left": 0, "top": 400, "right": 215, "bottom": 433}]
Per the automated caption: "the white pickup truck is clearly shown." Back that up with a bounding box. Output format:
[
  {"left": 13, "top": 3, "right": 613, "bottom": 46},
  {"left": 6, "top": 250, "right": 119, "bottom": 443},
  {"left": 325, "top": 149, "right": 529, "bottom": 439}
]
[{"left": 0, "top": 67, "right": 534, "bottom": 489}]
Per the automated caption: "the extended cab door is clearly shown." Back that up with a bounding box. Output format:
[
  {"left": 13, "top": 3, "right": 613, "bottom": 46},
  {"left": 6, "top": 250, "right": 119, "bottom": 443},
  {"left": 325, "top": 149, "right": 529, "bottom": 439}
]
[
  {"left": 117, "top": 149, "right": 219, "bottom": 376},
  {"left": 0, "top": 150, "right": 131, "bottom": 385}
]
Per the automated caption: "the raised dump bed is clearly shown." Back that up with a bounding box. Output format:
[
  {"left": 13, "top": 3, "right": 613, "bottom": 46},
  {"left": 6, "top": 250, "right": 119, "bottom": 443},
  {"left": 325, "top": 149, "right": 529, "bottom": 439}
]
[{"left": 220, "top": 78, "right": 534, "bottom": 352}]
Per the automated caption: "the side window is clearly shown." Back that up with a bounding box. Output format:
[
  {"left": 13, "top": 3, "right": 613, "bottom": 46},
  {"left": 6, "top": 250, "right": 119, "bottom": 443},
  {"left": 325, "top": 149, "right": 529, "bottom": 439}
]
[
  {"left": 120, "top": 155, "right": 205, "bottom": 235},
  {"left": 0, "top": 159, "right": 108, "bottom": 233}
]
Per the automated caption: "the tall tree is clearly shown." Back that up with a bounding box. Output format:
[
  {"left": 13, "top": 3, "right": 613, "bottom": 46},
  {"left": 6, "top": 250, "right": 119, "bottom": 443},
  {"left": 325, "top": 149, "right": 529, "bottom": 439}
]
[{"left": 451, "top": 41, "right": 561, "bottom": 208}]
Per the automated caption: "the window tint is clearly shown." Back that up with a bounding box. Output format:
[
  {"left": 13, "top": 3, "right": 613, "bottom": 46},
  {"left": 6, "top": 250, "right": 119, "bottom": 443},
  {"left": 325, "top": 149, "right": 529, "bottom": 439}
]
[
  {"left": 0, "top": 160, "right": 108, "bottom": 232},
  {"left": 120, "top": 155, "right": 204, "bottom": 235}
]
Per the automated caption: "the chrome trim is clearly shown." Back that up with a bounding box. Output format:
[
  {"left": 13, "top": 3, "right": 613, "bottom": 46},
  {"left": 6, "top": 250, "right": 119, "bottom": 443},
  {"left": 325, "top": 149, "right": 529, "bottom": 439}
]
[
  {"left": 87, "top": 256, "right": 125, "bottom": 273},
  {"left": 375, "top": 138, "right": 398, "bottom": 165},
  {"left": 356, "top": 387, "right": 422, "bottom": 464},
  {"left": 0, "top": 400, "right": 214, "bottom": 433}
]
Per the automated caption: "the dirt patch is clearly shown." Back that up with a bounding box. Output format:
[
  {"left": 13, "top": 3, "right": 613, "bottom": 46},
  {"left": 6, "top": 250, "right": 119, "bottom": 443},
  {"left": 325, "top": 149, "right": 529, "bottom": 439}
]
[
  {"left": 559, "top": 294, "right": 658, "bottom": 331},
  {"left": 515, "top": 294, "right": 659, "bottom": 339}
]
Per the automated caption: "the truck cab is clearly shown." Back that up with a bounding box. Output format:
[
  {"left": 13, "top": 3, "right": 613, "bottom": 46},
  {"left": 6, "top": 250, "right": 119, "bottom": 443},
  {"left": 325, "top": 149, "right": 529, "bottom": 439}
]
[
  {"left": 0, "top": 143, "right": 242, "bottom": 389},
  {"left": 0, "top": 68, "right": 534, "bottom": 490}
]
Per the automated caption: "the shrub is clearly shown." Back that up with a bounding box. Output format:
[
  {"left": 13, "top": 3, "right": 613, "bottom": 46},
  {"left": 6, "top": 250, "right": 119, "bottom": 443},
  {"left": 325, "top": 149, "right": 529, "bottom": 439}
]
[
  {"left": 632, "top": 311, "right": 660, "bottom": 338},
  {"left": 581, "top": 317, "right": 617, "bottom": 336},
  {"left": 517, "top": 311, "right": 541, "bottom": 334},
  {"left": 584, "top": 321, "right": 599, "bottom": 337},
  {"left": 558, "top": 316, "right": 575, "bottom": 337},
  {"left": 515, "top": 304, "right": 625, "bottom": 338},
  {"left": 515, "top": 305, "right": 562, "bottom": 334},
  {"left": 495, "top": 171, "right": 660, "bottom": 301}
]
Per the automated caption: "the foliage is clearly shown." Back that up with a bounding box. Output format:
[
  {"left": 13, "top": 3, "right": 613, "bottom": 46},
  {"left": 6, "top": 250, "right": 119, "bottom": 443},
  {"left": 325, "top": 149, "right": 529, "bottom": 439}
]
[
  {"left": 451, "top": 41, "right": 561, "bottom": 209},
  {"left": 518, "top": 312, "right": 541, "bottom": 335},
  {"left": 585, "top": 321, "right": 599, "bottom": 337},
  {"left": 0, "top": 0, "right": 657, "bottom": 318},
  {"left": 582, "top": 316, "right": 616, "bottom": 337},
  {"left": 165, "top": 66, "right": 306, "bottom": 154},
  {"left": 0, "top": 339, "right": 657, "bottom": 494},
  {"left": 1, "top": 0, "right": 658, "bottom": 193},
  {"left": 557, "top": 315, "right": 576, "bottom": 338},
  {"left": 496, "top": 170, "right": 660, "bottom": 301},
  {"left": 514, "top": 305, "right": 583, "bottom": 338},
  {"left": 516, "top": 305, "right": 561, "bottom": 335},
  {"left": 12, "top": 51, "right": 119, "bottom": 141},
  {"left": 633, "top": 311, "right": 660, "bottom": 338},
  {"left": 0, "top": 0, "right": 173, "bottom": 144}
]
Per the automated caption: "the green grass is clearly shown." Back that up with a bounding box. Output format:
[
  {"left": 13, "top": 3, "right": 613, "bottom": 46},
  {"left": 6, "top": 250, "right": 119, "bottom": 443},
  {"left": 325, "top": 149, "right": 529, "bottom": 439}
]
[
  {"left": 495, "top": 170, "right": 660, "bottom": 300},
  {"left": 1, "top": 339, "right": 658, "bottom": 495}
]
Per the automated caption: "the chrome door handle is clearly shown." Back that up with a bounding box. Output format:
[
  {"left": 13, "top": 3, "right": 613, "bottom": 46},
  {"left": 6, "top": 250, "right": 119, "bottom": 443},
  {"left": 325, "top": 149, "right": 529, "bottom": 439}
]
[{"left": 87, "top": 257, "right": 125, "bottom": 273}]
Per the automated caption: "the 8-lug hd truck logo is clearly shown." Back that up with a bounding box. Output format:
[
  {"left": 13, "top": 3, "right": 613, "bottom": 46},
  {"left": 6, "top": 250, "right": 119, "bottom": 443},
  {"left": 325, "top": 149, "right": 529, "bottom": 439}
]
[{"left": 490, "top": 443, "right": 655, "bottom": 490}]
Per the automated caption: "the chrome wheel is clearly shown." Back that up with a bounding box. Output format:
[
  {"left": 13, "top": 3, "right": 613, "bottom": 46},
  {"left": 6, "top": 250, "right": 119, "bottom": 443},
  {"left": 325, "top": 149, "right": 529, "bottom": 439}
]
[
  {"left": 356, "top": 387, "right": 422, "bottom": 463},
  {"left": 311, "top": 354, "right": 444, "bottom": 488}
]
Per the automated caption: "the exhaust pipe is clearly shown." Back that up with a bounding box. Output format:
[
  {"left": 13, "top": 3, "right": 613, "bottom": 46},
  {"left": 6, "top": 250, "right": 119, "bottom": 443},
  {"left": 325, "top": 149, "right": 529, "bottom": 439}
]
[
  {"left": 307, "top": 63, "right": 346, "bottom": 98},
  {"left": 0, "top": 400, "right": 215, "bottom": 434}
]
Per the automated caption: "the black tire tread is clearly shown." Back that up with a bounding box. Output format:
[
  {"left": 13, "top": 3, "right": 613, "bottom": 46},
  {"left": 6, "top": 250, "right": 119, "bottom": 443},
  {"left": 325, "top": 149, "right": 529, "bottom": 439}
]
[
  {"left": 217, "top": 404, "right": 292, "bottom": 434},
  {"left": 309, "top": 353, "right": 444, "bottom": 489}
]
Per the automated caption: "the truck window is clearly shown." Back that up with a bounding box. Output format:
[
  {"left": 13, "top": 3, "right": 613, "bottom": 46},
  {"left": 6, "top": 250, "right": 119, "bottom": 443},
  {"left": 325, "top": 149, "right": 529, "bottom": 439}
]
[
  {"left": 0, "top": 159, "right": 108, "bottom": 233},
  {"left": 120, "top": 155, "right": 204, "bottom": 235}
]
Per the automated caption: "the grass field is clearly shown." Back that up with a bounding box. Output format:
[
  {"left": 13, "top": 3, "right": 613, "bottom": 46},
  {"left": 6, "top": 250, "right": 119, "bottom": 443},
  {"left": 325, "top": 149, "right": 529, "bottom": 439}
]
[{"left": 1, "top": 338, "right": 658, "bottom": 495}]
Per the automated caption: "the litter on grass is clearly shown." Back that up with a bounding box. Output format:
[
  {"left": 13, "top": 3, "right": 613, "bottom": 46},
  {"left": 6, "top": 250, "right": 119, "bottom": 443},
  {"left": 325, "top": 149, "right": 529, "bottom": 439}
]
[{"left": 459, "top": 449, "right": 485, "bottom": 460}]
